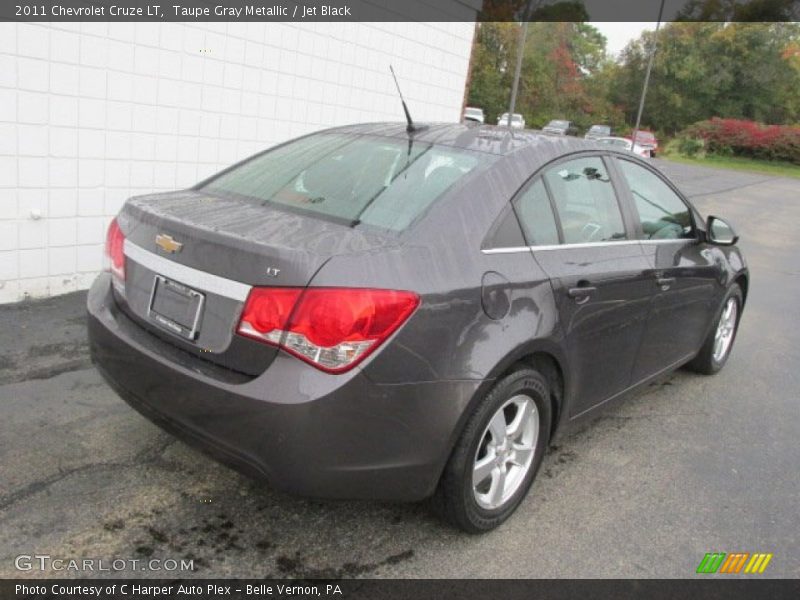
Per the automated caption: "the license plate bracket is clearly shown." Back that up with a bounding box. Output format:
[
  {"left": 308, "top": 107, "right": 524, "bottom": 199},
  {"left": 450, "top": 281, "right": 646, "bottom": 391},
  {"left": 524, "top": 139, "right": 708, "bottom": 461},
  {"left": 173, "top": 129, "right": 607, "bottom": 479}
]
[{"left": 148, "top": 275, "right": 205, "bottom": 340}]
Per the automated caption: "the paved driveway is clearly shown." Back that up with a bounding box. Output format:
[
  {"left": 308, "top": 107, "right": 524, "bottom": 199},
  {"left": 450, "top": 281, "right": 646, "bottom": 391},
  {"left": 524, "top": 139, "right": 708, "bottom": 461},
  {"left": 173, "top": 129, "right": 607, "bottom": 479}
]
[{"left": 1, "top": 161, "right": 798, "bottom": 578}]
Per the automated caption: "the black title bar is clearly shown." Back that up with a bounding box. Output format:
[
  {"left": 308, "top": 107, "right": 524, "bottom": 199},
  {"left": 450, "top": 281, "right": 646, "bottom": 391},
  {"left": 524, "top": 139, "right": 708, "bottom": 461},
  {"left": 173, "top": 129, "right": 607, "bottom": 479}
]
[
  {"left": 5, "top": 579, "right": 800, "bottom": 600},
  {"left": 2, "top": 0, "right": 799, "bottom": 22}
]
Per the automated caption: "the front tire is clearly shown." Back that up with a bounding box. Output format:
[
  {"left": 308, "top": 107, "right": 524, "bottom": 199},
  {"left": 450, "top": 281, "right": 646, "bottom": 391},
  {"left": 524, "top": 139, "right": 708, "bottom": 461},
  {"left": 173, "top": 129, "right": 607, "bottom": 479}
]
[
  {"left": 689, "top": 284, "right": 743, "bottom": 375},
  {"left": 433, "top": 368, "right": 551, "bottom": 533}
]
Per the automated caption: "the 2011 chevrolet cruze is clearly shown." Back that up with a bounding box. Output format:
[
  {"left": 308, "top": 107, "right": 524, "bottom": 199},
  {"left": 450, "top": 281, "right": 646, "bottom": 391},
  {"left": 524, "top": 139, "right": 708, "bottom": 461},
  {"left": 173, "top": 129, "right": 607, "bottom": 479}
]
[{"left": 88, "top": 123, "right": 748, "bottom": 532}]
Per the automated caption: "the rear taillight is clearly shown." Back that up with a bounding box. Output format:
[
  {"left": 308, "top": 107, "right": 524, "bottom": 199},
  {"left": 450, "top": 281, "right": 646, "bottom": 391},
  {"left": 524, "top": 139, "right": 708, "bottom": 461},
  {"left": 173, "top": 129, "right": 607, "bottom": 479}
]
[
  {"left": 237, "top": 287, "right": 419, "bottom": 373},
  {"left": 104, "top": 217, "right": 125, "bottom": 281},
  {"left": 237, "top": 288, "right": 303, "bottom": 345}
]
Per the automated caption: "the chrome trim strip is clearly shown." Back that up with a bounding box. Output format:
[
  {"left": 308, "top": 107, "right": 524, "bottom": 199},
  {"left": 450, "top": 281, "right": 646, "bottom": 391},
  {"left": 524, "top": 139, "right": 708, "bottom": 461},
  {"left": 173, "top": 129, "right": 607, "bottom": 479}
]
[
  {"left": 482, "top": 238, "right": 694, "bottom": 254},
  {"left": 531, "top": 240, "right": 641, "bottom": 251},
  {"left": 482, "top": 246, "right": 531, "bottom": 254},
  {"left": 641, "top": 238, "right": 694, "bottom": 245},
  {"left": 124, "top": 240, "right": 251, "bottom": 302},
  {"left": 482, "top": 240, "right": 639, "bottom": 254}
]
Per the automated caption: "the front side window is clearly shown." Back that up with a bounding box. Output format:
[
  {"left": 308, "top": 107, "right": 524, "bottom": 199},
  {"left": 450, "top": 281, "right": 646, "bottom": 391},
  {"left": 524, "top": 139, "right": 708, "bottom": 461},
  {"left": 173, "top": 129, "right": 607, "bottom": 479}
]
[
  {"left": 203, "top": 133, "right": 488, "bottom": 232},
  {"left": 542, "top": 156, "right": 627, "bottom": 244},
  {"left": 616, "top": 159, "right": 694, "bottom": 240}
]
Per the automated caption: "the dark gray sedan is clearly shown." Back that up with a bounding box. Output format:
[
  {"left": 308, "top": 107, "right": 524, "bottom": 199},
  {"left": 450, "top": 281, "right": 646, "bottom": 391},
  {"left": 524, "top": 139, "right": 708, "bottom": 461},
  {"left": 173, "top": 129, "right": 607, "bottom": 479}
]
[{"left": 88, "top": 123, "right": 748, "bottom": 532}]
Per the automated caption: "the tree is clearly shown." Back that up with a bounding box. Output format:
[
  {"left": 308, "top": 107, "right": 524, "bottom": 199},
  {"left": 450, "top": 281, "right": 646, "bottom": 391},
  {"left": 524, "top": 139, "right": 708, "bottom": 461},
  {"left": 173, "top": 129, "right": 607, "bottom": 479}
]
[
  {"left": 467, "top": 21, "right": 612, "bottom": 128},
  {"left": 466, "top": 23, "right": 519, "bottom": 124},
  {"left": 466, "top": 20, "right": 800, "bottom": 135},
  {"left": 676, "top": 0, "right": 799, "bottom": 21},
  {"left": 605, "top": 22, "right": 800, "bottom": 134}
]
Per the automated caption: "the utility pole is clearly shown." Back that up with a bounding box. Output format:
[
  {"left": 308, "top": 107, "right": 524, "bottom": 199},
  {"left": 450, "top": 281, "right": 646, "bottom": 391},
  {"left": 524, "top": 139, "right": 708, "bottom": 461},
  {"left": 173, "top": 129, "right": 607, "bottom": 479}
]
[
  {"left": 507, "top": 22, "right": 528, "bottom": 127},
  {"left": 631, "top": 0, "right": 666, "bottom": 147},
  {"left": 507, "top": 1, "right": 539, "bottom": 128}
]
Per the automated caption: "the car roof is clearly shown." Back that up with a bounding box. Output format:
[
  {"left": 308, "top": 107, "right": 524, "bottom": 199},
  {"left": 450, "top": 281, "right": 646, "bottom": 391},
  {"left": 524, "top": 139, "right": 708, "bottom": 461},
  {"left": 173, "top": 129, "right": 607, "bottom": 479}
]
[{"left": 325, "top": 122, "right": 599, "bottom": 159}]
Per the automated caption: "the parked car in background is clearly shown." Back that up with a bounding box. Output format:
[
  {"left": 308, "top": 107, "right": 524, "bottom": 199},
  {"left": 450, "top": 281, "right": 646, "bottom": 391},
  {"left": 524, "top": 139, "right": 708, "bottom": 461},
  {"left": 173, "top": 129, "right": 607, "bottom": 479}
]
[
  {"left": 629, "top": 130, "right": 659, "bottom": 157},
  {"left": 584, "top": 124, "right": 612, "bottom": 140},
  {"left": 463, "top": 106, "right": 485, "bottom": 124},
  {"left": 88, "top": 123, "right": 747, "bottom": 533},
  {"left": 498, "top": 112, "right": 525, "bottom": 129},
  {"left": 596, "top": 136, "right": 651, "bottom": 158},
  {"left": 542, "top": 119, "right": 578, "bottom": 136}
]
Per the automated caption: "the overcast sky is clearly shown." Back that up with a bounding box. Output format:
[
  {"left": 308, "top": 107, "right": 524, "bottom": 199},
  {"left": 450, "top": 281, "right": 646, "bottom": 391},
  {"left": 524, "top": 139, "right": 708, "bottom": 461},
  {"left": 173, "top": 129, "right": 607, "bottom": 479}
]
[{"left": 593, "top": 22, "right": 656, "bottom": 58}]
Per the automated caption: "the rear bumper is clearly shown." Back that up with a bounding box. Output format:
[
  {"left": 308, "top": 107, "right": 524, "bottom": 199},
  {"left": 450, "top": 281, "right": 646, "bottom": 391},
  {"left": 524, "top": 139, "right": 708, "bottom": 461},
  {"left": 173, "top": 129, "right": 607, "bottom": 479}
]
[{"left": 87, "top": 274, "right": 480, "bottom": 501}]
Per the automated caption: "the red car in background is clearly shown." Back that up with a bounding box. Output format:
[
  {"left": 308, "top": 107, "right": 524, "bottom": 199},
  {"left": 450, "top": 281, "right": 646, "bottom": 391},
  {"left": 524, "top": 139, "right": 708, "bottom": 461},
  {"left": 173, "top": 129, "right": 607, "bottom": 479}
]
[{"left": 628, "top": 130, "right": 659, "bottom": 157}]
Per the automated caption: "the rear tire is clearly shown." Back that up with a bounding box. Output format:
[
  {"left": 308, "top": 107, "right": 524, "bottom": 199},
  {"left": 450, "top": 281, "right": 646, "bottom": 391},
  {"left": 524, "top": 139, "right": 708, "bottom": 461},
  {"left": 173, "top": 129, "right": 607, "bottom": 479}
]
[
  {"left": 688, "top": 284, "right": 743, "bottom": 375},
  {"left": 433, "top": 368, "right": 551, "bottom": 533}
]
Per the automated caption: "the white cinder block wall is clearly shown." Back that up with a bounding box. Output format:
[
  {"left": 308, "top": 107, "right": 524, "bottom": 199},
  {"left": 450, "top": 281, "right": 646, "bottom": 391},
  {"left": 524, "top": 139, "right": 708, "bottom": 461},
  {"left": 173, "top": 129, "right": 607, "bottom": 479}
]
[{"left": 0, "top": 20, "right": 475, "bottom": 303}]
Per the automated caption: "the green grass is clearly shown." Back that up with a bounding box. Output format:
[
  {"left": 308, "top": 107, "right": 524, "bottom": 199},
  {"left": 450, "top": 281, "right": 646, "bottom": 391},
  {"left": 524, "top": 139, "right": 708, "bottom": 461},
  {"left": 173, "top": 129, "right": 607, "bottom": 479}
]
[{"left": 661, "top": 152, "right": 800, "bottom": 179}]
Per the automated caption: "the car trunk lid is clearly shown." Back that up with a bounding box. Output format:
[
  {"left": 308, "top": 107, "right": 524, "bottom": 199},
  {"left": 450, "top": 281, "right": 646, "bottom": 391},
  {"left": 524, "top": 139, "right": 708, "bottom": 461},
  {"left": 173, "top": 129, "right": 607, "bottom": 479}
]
[{"left": 115, "top": 189, "right": 390, "bottom": 375}]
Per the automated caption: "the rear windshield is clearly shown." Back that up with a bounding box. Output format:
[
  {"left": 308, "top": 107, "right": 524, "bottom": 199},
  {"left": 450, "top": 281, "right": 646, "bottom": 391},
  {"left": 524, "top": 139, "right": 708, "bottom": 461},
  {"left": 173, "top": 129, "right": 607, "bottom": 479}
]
[
  {"left": 591, "top": 125, "right": 611, "bottom": 134},
  {"left": 548, "top": 120, "right": 568, "bottom": 128},
  {"left": 202, "top": 133, "right": 489, "bottom": 232}
]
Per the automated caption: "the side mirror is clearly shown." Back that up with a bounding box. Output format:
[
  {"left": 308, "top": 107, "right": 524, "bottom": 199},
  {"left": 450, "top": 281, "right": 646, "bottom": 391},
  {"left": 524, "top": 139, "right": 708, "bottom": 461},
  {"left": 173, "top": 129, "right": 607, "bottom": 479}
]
[{"left": 706, "top": 216, "right": 739, "bottom": 246}]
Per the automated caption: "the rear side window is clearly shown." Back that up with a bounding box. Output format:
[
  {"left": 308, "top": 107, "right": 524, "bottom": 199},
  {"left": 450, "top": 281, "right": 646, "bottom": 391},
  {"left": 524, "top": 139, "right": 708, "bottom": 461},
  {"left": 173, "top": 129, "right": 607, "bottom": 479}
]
[
  {"left": 513, "top": 179, "right": 560, "bottom": 246},
  {"left": 542, "top": 156, "right": 626, "bottom": 244},
  {"left": 616, "top": 159, "right": 694, "bottom": 240},
  {"left": 202, "top": 133, "right": 488, "bottom": 232}
]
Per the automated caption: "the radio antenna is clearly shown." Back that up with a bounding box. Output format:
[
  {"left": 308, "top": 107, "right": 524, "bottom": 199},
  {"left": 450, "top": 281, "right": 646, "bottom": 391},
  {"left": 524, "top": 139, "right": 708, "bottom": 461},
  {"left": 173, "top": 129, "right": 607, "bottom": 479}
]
[{"left": 390, "top": 65, "right": 417, "bottom": 133}]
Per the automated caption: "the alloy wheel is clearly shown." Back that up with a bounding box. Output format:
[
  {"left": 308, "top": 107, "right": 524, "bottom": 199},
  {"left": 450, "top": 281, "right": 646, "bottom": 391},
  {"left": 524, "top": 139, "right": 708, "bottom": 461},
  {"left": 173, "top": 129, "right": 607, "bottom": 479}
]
[
  {"left": 713, "top": 297, "right": 738, "bottom": 363},
  {"left": 472, "top": 394, "right": 539, "bottom": 510}
]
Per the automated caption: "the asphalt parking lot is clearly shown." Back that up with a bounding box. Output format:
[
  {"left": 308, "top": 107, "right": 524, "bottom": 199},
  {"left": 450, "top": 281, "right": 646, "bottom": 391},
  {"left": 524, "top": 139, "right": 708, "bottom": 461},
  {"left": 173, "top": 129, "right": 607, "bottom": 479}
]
[{"left": 1, "top": 161, "right": 798, "bottom": 579}]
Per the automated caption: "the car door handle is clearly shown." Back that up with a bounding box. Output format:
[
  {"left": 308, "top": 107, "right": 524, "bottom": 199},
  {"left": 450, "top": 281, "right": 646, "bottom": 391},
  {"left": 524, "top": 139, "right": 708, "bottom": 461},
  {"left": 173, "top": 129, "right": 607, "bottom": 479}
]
[
  {"left": 568, "top": 286, "right": 597, "bottom": 304},
  {"left": 656, "top": 277, "right": 676, "bottom": 289}
]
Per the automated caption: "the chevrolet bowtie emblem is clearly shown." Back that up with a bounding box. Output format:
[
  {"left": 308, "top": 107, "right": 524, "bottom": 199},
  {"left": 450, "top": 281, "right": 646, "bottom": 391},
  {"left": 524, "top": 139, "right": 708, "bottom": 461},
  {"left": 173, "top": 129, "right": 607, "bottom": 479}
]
[{"left": 155, "top": 234, "right": 183, "bottom": 254}]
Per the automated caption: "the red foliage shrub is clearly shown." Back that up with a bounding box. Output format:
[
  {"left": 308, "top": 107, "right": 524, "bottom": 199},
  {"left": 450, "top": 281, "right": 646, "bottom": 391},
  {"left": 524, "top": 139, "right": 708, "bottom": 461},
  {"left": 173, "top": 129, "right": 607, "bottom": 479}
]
[{"left": 685, "top": 118, "right": 800, "bottom": 165}]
